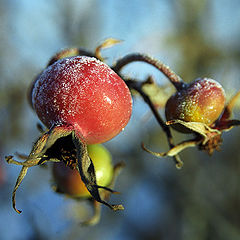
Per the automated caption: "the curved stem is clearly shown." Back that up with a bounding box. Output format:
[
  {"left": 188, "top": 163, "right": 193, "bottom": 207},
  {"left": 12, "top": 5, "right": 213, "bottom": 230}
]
[
  {"left": 126, "top": 79, "right": 182, "bottom": 167},
  {"left": 81, "top": 200, "right": 101, "bottom": 226},
  {"left": 112, "top": 53, "right": 185, "bottom": 90}
]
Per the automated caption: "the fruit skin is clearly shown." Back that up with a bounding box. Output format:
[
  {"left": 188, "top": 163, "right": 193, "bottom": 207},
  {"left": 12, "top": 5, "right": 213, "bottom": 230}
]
[
  {"left": 165, "top": 78, "right": 226, "bottom": 131},
  {"left": 31, "top": 56, "right": 132, "bottom": 144},
  {"left": 52, "top": 144, "right": 113, "bottom": 198}
]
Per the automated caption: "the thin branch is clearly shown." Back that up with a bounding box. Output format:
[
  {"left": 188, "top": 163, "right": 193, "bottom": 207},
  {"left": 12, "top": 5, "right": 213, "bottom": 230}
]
[
  {"left": 125, "top": 78, "right": 182, "bottom": 167},
  {"left": 112, "top": 53, "right": 185, "bottom": 90}
]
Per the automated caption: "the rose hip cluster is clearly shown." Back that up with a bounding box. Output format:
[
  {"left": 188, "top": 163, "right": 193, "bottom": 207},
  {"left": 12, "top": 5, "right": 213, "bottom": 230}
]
[{"left": 6, "top": 39, "right": 240, "bottom": 222}]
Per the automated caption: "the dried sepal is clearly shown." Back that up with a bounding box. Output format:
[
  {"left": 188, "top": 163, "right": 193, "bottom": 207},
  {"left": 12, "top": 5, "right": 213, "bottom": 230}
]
[
  {"left": 5, "top": 126, "right": 72, "bottom": 214},
  {"left": 11, "top": 166, "right": 28, "bottom": 214},
  {"left": 173, "top": 155, "right": 184, "bottom": 169},
  {"left": 72, "top": 132, "right": 124, "bottom": 212},
  {"left": 215, "top": 90, "right": 240, "bottom": 131},
  {"left": 220, "top": 90, "right": 240, "bottom": 121},
  {"left": 215, "top": 119, "right": 240, "bottom": 131},
  {"left": 166, "top": 119, "right": 221, "bottom": 145},
  {"left": 167, "top": 119, "right": 225, "bottom": 155},
  {"left": 6, "top": 124, "right": 123, "bottom": 214},
  {"left": 6, "top": 133, "right": 49, "bottom": 168},
  {"left": 81, "top": 162, "right": 125, "bottom": 226},
  {"left": 198, "top": 134, "right": 222, "bottom": 155},
  {"left": 99, "top": 161, "right": 125, "bottom": 200},
  {"left": 81, "top": 200, "right": 102, "bottom": 226},
  {"left": 95, "top": 38, "right": 122, "bottom": 61},
  {"left": 43, "top": 126, "right": 73, "bottom": 150},
  {"left": 142, "top": 139, "right": 199, "bottom": 159},
  {"left": 5, "top": 154, "right": 30, "bottom": 214},
  {"left": 142, "top": 118, "right": 227, "bottom": 162}
]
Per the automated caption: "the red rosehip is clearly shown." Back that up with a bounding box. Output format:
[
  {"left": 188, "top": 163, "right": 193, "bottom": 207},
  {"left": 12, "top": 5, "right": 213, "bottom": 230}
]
[
  {"left": 165, "top": 78, "right": 226, "bottom": 131},
  {"left": 31, "top": 56, "right": 132, "bottom": 144}
]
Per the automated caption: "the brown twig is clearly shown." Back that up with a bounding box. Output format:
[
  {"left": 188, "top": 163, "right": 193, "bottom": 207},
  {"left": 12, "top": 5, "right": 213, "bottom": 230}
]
[
  {"left": 125, "top": 78, "right": 183, "bottom": 168},
  {"left": 112, "top": 53, "right": 185, "bottom": 90}
]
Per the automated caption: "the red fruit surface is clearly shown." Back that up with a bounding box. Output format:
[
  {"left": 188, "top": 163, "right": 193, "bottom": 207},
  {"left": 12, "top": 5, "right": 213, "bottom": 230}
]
[
  {"left": 165, "top": 78, "right": 226, "bottom": 127},
  {"left": 31, "top": 56, "right": 132, "bottom": 144}
]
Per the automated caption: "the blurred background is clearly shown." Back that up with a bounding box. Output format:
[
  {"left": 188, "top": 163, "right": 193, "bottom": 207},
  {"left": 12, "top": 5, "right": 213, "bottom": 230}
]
[{"left": 1, "top": 0, "right": 240, "bottom": 239}]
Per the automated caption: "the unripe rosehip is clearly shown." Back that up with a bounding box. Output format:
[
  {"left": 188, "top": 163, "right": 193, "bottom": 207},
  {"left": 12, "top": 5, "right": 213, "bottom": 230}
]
[
  {"left": 165, "top": 78, "right": 226, "bottom": 131},
  {"left": 52, "top": 144, "right": 113, "bottom": 198},
  {"left": 31, "top": 56, "right": 132, "bottom": 144}
]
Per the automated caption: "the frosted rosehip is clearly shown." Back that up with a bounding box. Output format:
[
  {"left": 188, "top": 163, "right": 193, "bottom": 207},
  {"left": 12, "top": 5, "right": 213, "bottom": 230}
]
[
  {"left": 31, "top": 56, "right": 132, "bottom": 144},
  {"left": 165, "top": 78, "right": 226, "bottom": 131},
  {"left": 7, "top": 54, "right": 131, "bottom": 214}
]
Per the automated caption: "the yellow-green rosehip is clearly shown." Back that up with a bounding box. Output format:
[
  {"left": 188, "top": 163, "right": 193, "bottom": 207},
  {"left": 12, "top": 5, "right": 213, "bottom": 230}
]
[
  {"left": 165, "top": 78, "right": 226, "bottom": 132},
  {"left": 52, "top": 144, "right": 113, "bottom": 198}
]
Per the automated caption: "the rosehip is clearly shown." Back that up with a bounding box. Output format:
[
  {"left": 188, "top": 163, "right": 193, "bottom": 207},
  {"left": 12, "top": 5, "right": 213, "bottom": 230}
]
[
  {"left": 31, "top": 56, "right": 132, "bottom": 144},
  {"left": 165, "top": 78, "right": 226, "bottom": 131},
  {"left": 7, "top": 54, "right": 130, "bottom": 214},
  {"left": 53, "top": 144, "right": 113, "bottom": 198}
]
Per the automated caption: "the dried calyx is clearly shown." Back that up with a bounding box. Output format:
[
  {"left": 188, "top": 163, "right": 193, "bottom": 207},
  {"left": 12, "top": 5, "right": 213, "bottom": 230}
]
[
  {"left": 6, "top": 125, "right": 124, "bottom": 214},
  {"left": 52, "top": 144, "right": 125, "bottom": 226}
]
